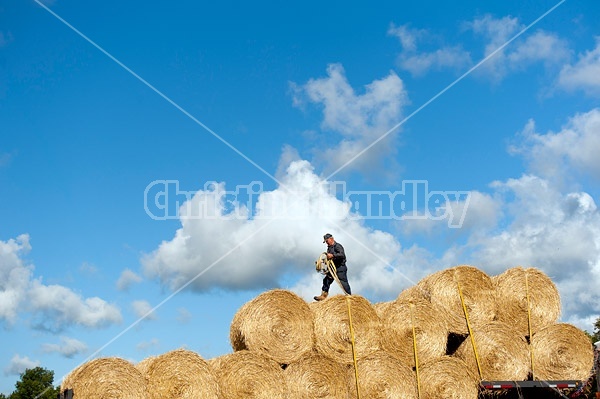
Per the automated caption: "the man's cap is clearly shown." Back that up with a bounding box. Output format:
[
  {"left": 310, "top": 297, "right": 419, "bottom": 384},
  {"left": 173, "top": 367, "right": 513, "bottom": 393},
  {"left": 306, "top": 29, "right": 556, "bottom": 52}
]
[{"left": 323, "top": 233, "right": 333, "bottom": 243}]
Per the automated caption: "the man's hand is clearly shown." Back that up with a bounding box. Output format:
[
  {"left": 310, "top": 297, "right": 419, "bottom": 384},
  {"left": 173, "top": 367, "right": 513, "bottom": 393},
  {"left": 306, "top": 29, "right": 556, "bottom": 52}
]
[{"left": 327, "top": 253, "right": 333, "bottom": 259}]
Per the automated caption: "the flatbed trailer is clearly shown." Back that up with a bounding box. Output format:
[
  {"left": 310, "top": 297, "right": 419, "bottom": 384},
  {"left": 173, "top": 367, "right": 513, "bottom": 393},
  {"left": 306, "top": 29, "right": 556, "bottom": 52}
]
[{"left": 480, "top": 380, "right": 585, "bottom": 399}]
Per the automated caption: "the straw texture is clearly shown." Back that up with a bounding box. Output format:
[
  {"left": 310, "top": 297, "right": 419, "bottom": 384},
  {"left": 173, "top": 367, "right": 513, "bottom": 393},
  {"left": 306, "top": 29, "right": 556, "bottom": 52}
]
[
  {"left": 493, "top": 266, "right": 561, "bottom": 337},
  {"left": 346, "top": 350, "right": 417, "bottom": 399},
  {"left": 312, "top": 295, "right": 382, "bottom": 364},
  {"left": 454, "top": 321, "right": 530, "bottom": 381},
  {"left": 419, "top": 265, "right": 497, "bottom": 334},
  {"left": 380, "top": 297, "right": 448, "bottom": 367},
  {"left": 530, "top": 323, "right": 595, "bottom": 381},
  {"left": 419, "top": 356, "right": 479, "bottom": 399},
  {"left": 61, "top": 357, "right": 148, "bottom": 399},
  {"left": 284, "top": 351, "right": 349, "bottom": 399},
  {"left": 209, "top": 350, "right": 286, "bottom": 399},
  {"left": 141, "top": 348, "right": 220, "bottom": 399},
  {"left": 230, "top": 289, "right": 314, "bottom": 364}
]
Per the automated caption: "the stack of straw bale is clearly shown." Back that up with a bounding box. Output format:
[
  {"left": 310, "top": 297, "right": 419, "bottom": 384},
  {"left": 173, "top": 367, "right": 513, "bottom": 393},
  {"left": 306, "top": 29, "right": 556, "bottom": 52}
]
[
  {"left": 230, "top": 289, "right": 314, "bottom": 364},
  {"left": 137, "top": 348, "right": 220, "bottom": 399},
  {"left": 61, "top": 357, "right": 148, "bottom": 399},
  {"left": 59, "top": 264, "right": 596, "bottom": 399}
]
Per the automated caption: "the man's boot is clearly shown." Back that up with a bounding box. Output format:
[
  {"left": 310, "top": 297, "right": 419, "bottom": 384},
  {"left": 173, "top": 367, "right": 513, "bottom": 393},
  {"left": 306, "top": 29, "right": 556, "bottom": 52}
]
[{"left": 314, "top": 291, "right": 328, "bottom": 301}]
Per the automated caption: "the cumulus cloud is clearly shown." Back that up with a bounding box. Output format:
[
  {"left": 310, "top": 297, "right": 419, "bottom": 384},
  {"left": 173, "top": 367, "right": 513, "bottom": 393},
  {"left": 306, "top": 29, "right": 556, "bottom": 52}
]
[
  {"left": 389, "top": 16, "right": 569, "bottom": 81},
  {"left": 28, "top": 281, "right": 122, "bottom": 332},
  {"left": 136, "top": 338, "right": 159, "bottom": 352},
  {"left": 291, "top": 63, "right": 409, "bottom": 177},
  {"left": 142, "top": 160, "right": 450, "bottom": 301},
  {"left": 400, "top": 190, "right": 501, "bottom": 236},
  {"left": 3, "top": 355, "right": 39, "bottom": 376},
  {"left": 388, "top": 23, "right": 428, "bottom": 52},
  {"left": 41, "top": 337, "right": 87, "bottom": 358},
  {"left": 465, "top": 174, "right": 600, "bottom": 324},
  {"left": 510, "top": 108, "right": 600, "bottom": 183},
  {"left": 557, "top": 37, "right": 600, "bottom": 96},
  {"left": 131, "top": 300, "right": 157, "bottom": 321},
  {"left": 0, "top": 235, "right": 32, "bottom": 324},
  {"left": 388, "top": 23, "right": 471, "bottom": 76},
  {"left": 116, "top": 269, "right": 143, "bottom": 291},
  {"left": 0, "top": 234, "right": 122, "bottom": 331},
  {"left": 467, "top": 15, "right": 570, "bottom": 81},
  {"left": 398, "top": 47, "right": 472, "bottom": 77}
]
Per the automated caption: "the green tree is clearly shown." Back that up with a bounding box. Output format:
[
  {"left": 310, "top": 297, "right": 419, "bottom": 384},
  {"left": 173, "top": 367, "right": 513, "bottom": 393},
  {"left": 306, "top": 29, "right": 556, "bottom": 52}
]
[
  {"left": 10, "top": 367, "right": 59, "bottom": 399},
  {"left": 593, "top": 317, "right": 600, "bottom": 343}
]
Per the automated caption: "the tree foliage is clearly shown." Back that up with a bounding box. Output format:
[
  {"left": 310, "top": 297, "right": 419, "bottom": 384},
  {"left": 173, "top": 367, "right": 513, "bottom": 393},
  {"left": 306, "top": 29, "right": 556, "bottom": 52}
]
[{"left": 9, "top": 367, "right": 59, "bottom": 399}]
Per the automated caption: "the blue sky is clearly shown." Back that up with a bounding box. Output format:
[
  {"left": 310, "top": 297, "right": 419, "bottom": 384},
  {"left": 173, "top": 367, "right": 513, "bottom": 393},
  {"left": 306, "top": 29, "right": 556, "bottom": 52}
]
[{"left": 1, "top": 0, "right": 600, "bottom": 394}]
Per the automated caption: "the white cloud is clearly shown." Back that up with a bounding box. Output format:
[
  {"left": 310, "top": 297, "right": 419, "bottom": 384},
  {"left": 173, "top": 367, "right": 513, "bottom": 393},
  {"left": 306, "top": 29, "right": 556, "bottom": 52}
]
[
  {"left": 0, "top": 235, "right": 123, "bottom": 331},
  {"left": 136, "top": 338, "right": 159, "bottom": 352},
  {"left": 398, "top": 47, "right": 472, "bottom": 77},
  {"left": 465, "top": 174, "right": 600, "bottom": 326},
  {"left": 131, "top": 300, "right": 157, "bottom": 321},
  {"left": 511, "top": 108, "right": 600, "bottom": 182},
  {"left": 41, "top": 337, "right": 88, "bottom": 358},
  {"left": 0, "top": 235, "right": 32, "bottom": 324},
  {"left": 400, "top": 190, "right": 501, "bottom": 236},
  {"left": 388, "top": 23, "right": 471, "bottom": 77},
  {"left": 387, "top": 23, "right": 427, "bottom": 52},
  {"left": 558, "top": 37, "right": 600, "bottom": 96},
  {"left": 3, "top": 355, "right": 39, "bottom": 376},
  {"left": 28, "top": 281, "right": 123, "bottom": 332},
  {"left": 291, "top": 63, "right": 409, "bottom": 177},
  {"left": 116, "top": 269, "right": 143, "bottom": 291},
  {"left": 467, "top": 15, "right": 569, "bottom": 81},
  {"left": 142, "top": 160, "right": 445, "bottom": 301}
]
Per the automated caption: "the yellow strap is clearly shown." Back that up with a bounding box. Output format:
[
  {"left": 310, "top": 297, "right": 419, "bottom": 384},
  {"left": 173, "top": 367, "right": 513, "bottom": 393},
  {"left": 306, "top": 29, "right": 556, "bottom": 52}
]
[
  {"left": 525, "top": 272, "right": 534, "bottom": 379},
  {"left": 346, "top": 296, "right": 361, "bottom": 399},
  {"left": 326, "top": 258, "right": 349, "bottom": 296},
  {"left": 410, "top": 303, "right": 422, "bottom": 399},
  {"left": 457, "top": 280, "right": 483, "bottom": 379}
]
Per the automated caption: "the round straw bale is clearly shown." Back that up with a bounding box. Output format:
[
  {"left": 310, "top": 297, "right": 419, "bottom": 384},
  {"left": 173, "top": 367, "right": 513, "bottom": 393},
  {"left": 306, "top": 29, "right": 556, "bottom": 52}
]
[
  {"left": 530, "top": 323, "right": 594, "bottom": 381},
  {"left": 419, "top": 265, "right": 497, "bottom": 334},
  {"left": 373, "top": 301, "right": 394, "bottom": 318},
  {"left": 419, "top": 356, "right": 479, "bottom": 399},
  {"left": 346, "top": 350, "right": 417, "bottom": 399},
  {"left": 381, "top": 296, "right": 448, "bottom": 367},
  {"left": 396, "top": 284, "right": 430, "bottom": 302},
  {"left": 134, "top": 355, "right": 157, "bottom": 376},
  {"left": 208, "top": 350, "right": 286, "bottom": 399},
  {"left": 493, "top": 266, "right": 561, "bottom": 337},
  {"left": 454, "top": 321, "right": 530, "bottom": 381},
  {"left": 230, "top": 289, "right": 314, "bottom": 364},
  {"left": 312, "top": 295, "right": 382, "bottom": 364},
  {"left": 61, "top": 357, "right": 149, "bottom": 399},
  {"left": 141, "top": 348, "right": 220, "bottom": 399},
  {"left": 284, "top": 351, "right": 349, "bottom": 399}
]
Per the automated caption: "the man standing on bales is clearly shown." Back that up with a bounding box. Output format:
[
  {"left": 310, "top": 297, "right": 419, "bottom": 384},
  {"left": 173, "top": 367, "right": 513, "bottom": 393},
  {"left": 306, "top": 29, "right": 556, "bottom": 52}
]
[{"left": 314, "top": 233, "right": 352, "bottom": 301}]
